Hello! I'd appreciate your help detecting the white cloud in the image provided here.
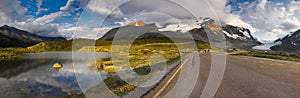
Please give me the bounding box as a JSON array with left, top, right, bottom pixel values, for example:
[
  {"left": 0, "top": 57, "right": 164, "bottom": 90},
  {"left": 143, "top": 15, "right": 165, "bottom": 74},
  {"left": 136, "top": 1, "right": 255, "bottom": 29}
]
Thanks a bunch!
[
  {"left": 288, "top": 0, "right": 300, "bottom": 12},
  {"left": 7, "top": 10, "right": 110, "bottom": 39},
  {"left": 257, "top": 0, "right": 268, "bottom": 9},
  {"left": 159, "top": 23, "right": 201, "bottom": 32},
  {"left": 86, "top": 0, "right": 128, "bottom": 16},
  {"left": 2, "top": 0, "right": 300, "bottom": 41},
  {"left": 60, "top": 0, "right": 90, "bottom": 11},
  {"left": 11, "top": 21, "right": 60, "bottom": 37},
  {"left": 59, "top": 26, "right": 111, "bottom": 39},
  {"left": 32, "top": 12, "right": 70, "bottom": 24},
  {"left": 60, "top": 0, "right": 76, "bottom": 11},
  {"left": 231, "top": 0, "right": 300, "bottom": 41},
  {"left": 11, "top": 21, "right": 111, "bottom": 39},
  {"left": 0, "top": 0, "right": 63, "bottom": 37},
  {"left": 35, "top": 0, "right": 48, "bottom": 15},
  {"left": 208, "top": 0, "right": 257, "bottom": 32},
  {"left": 0, "top": 0, "right": 110, "bottom": 39},
  {"left": 79, "top": 0, "right": 258, "bottom": 39},
  {"left": 169, "top": 0, "right": 256, "bottom": 32},
  {"left": 0, "top": 0, "right": 28, "bottom": 25},
  {"left": 7, "top": 11, "right": 65, "bottom": 26},
  {"left": 9, "top": 11, "right": 70, "bottom": 37}
]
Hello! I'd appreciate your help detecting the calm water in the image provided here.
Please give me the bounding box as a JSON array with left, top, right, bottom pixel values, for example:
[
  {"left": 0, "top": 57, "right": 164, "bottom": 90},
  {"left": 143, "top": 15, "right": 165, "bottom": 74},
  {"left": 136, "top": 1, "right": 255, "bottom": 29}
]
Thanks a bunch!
[{"left": 0, "top": 52, "right": 109, "bottom": 98}]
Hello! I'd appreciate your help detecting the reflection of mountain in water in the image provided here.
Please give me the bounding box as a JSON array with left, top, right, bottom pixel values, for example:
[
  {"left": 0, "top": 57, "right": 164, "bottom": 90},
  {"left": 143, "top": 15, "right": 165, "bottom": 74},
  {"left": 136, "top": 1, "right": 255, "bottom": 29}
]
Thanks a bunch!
[
  {"left": 0, "top": 59, "right": 49, "bottom": 78},
  {"left": 0, "top": 58, "right": 107, "bottom": 98}
]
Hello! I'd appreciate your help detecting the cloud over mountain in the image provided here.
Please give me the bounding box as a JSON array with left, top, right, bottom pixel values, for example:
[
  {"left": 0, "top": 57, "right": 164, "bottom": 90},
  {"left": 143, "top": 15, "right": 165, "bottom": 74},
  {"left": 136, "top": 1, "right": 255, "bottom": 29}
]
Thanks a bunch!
[
  {"left": 0, "top": 0, "right": 300, "bottom": 41},
  {"left": 229, "top": 0, "right": 300, "bottom": 42}
]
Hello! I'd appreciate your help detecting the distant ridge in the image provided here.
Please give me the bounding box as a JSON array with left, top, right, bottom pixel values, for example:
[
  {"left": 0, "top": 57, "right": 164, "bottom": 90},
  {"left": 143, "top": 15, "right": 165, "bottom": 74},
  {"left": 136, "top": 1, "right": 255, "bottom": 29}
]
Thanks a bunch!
[{"left": 0, "top": 25, "right": 66, "bottom": 48}]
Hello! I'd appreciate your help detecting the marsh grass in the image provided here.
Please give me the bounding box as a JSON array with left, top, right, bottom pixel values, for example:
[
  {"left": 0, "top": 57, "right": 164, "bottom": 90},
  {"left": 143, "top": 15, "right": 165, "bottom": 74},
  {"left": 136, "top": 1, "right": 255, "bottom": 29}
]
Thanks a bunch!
[{"left": 0, "top": 48, "right": 34, "bottom": 60}]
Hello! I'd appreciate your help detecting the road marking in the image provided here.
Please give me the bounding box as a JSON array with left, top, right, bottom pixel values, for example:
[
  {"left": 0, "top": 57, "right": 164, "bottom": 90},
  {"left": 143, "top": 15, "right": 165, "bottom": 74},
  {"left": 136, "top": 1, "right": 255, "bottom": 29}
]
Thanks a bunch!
[{"left": 152, "top": 53, "right": 194, "bottom": 98}]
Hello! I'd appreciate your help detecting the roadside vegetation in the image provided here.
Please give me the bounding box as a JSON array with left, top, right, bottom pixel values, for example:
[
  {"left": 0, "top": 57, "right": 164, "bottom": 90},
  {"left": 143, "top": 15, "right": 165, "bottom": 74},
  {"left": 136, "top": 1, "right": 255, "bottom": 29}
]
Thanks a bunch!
[{"left": 234, "top": 50, "right": 300, "bottom": 62}]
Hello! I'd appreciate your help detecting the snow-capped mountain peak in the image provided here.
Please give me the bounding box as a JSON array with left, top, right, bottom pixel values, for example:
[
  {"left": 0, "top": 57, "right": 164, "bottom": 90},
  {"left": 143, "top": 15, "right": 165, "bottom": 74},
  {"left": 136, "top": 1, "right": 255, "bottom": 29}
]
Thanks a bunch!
[{"left": 271, "top": 29, "right": 300, "bottom": 52}]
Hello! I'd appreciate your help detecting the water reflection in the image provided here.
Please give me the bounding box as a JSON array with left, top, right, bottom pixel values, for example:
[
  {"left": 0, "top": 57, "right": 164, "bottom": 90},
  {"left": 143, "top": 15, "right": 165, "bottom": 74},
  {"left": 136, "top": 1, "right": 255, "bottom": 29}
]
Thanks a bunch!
[{"left": 0, "top": 52, "right": 110, "bottom": 98}]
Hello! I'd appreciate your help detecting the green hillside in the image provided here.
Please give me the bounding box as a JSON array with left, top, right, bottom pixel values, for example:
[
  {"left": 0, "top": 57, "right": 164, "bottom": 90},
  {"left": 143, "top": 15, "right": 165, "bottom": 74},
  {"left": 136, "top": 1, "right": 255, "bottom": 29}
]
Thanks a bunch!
[{"left": 0, "top": 39, "right": 210, "bottom": 61}]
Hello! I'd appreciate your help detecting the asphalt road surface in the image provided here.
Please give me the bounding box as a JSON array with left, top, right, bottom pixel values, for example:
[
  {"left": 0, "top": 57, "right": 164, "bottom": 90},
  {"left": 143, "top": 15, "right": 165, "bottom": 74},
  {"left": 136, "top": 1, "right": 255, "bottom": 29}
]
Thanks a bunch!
[{"left": 146, "top": 53, "right": 300, "bottom": 98}]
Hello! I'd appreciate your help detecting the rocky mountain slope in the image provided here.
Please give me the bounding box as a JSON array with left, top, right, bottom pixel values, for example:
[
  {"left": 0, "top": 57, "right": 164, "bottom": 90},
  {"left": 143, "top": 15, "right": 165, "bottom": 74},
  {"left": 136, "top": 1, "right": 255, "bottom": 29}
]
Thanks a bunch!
[
  {"left": 270, "top": 29, "right": 300, "bottom": 52},
  {"left": 99, "top": 20, "right": 262, "bottom": 50},
  {"left": 0, "top": 25, "right": 66, "bottom": 48}
]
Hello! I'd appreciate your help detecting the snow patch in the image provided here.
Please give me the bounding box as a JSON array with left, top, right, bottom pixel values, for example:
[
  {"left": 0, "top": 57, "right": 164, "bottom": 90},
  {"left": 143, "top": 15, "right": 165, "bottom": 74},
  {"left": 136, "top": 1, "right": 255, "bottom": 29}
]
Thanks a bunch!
[
  {"left": 223, "top": 31, "right": 237, "bottom": 39},
  {"left": 292, "top": 42, "right": 298, "bottom": 46},
  {"left": 287, "top": 33, "right": 293, "bottom": 37},
  {"left": 159, "top": 23, "right": 201, "bottom": 32},
  {"left": 239, "top": 29, "right": 251, "bottom": 38},
  {"left": 223, "top": 30, "right": 247, "bottom": 40},
  {"left": 274, "top": 41, "right": 282, "bottom": 46}
]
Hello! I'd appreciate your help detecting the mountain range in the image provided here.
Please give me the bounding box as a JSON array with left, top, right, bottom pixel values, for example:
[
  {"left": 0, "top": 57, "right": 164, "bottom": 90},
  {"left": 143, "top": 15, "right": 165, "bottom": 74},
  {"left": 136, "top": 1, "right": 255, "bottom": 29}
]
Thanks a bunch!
[
  {"left": 270, "top": 29, "right": 300, "bottom": 52},
  {"left": 0, "top": 25, "right": 66, "bottom": 48},
  {"left": 1, "top": 19, "right": 299, "bottom": 52},
  {"left": 99, "top": 20, "right": 262, "bottom": 50}
]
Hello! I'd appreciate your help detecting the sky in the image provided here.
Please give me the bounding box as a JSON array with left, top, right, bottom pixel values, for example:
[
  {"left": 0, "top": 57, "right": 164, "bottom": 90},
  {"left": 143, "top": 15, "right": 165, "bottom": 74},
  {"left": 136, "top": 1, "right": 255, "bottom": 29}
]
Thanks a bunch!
[{"left": 0, "top": 0, "right": 300, "bottom": 41}]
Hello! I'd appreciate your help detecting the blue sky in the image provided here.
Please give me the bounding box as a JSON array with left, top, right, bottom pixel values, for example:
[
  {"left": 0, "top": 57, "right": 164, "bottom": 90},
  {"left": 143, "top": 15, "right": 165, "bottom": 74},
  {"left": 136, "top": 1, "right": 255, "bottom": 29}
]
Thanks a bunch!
[
  {"left": 0, "top": 0, "right": 300, "bottom": 41},
  {"left": 20, "top": 0, "right": 67, "bottom": 17},
  {"left": 19, "top": 0, "right": 81, "bottom": 24}
]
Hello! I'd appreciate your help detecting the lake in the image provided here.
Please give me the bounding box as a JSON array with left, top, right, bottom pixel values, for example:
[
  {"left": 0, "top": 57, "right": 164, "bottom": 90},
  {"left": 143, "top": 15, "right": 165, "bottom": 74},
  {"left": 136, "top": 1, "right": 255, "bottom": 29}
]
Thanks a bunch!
[{"left": 0, "top": 52, "right": 110, "bottom": 98}]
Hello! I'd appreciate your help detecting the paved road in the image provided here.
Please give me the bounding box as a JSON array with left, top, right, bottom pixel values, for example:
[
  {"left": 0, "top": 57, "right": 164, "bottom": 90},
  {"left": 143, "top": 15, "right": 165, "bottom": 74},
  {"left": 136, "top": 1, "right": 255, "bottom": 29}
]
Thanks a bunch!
[{"left": 146, "top": 53, "right": 300, "bottom": 98}]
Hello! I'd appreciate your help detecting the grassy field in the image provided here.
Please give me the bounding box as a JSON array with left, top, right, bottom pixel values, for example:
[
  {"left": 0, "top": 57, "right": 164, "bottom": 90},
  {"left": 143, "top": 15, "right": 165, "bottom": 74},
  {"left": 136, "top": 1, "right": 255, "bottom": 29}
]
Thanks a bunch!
[
  {"left": 0, "top": 39, "right": 209, "bottom": 59},
  {"left": 0, "top": 40, "right": 73, "bottom": 60},
  {"left": 77, "top": 40, "right": 209, "bottom": 97}
]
